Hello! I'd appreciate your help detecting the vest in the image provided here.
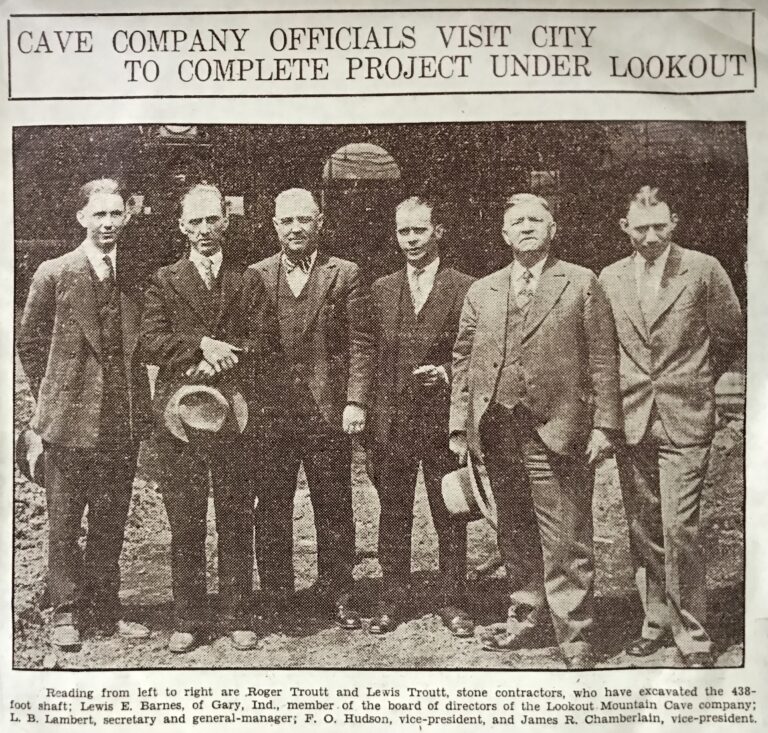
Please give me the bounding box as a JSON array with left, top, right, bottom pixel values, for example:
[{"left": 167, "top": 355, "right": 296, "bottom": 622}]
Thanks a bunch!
[
  {"left": 275, "top": 263, "right": 320, "bottom": 414},
  {"left": 389, "top": 278, "right": 435, "bottom": 444},
  {"left": 492, "top": 280, "right": 529, "bottom": 411},
  {"left": 90, "top": 265, "right": 131, "bottom": 447}
]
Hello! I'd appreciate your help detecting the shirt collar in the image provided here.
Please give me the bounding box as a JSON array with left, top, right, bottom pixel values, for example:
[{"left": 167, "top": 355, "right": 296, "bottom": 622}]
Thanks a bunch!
[
  {"left": 282, "top": 248, "right": 317, "bottom": 272},
  {"left": 511, "top": 255, "right": 547, "bottom": 282},
  {"left": 634, "top": 244, "right": 671, "bottom": 272},
  {"left": 80, "top": 239, "right": 116, "bottom": 275},
  {"left": 407, "top": 256, "right": 440, "bottom": 279},
  {"left": 189, "top": 247, "right": 223, "bottom": 273}
]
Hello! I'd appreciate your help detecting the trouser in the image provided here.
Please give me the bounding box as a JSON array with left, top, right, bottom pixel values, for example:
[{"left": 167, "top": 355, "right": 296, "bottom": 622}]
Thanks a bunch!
[
  {"left": 616, "top": 414, "right": 713, "bottom": 655},
  {"left": 479, "top": 404, "right": 595, "bottom": 657},
  {"left": 156, "top": 433, "right": 256, "bottom": 633},
  {"left": 43, "top": 441, "right": 138, "bottom": 628},
  {"left": 371, "top": 440, "right": 467, "bottom": 607},
  {"left": 255, "top": 415, "right": 354, "bottom": 598}
]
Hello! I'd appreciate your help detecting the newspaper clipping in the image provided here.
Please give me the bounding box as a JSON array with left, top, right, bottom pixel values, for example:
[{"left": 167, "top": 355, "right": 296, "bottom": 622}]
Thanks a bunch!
[{"left": 2, "top": 0, "right": 766, "bottom": 731}]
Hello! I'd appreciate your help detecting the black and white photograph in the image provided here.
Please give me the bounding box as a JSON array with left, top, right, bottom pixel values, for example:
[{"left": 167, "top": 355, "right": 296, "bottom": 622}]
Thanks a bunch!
[{"left": 12, "top": 120, "right": 746, "bottom": 671}]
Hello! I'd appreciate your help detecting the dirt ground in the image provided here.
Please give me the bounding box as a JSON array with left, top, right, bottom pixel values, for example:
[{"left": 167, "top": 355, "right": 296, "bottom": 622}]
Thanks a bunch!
[{"left": 13, "top": 362, "right": 745, "bottom": 670}]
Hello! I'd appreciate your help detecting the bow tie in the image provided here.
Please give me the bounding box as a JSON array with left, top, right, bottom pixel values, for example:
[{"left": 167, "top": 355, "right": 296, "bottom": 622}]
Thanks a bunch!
[{"left": 284, "top": 255, "right": 313, "bottom": 274}]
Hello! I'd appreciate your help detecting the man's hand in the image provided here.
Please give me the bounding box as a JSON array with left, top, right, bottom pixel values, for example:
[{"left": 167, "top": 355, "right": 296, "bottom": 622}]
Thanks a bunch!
[
  {"left": 449, "top": 432, "right": 469, "bottom": 466},
  {"left": 342, "top": 403, "right": 366, "bottom": 435},
  {"left": 185, "top": 359, "right": 217, "bottom": 380},
  {"left": 585, "top": 428, "right": 613, "bottom": 464},
  {"left": 200, "top": 336, "right": 242, "bottom": 373},
  {"left": 413, "top": 364, "right": 448, "bottom": 388}
]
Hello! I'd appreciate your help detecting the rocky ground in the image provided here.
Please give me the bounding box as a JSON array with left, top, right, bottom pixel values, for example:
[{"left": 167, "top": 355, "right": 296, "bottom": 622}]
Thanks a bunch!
[{"left": 13, "top": 362, "right": 745, "bottom": 670}]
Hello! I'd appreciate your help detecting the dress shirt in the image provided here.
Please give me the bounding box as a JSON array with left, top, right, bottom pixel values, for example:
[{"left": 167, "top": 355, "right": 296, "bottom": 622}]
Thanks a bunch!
[
  {"left": 282, "top": 249, "right": 318, "bottom": 297},
  {"left": 189, "top": 248, "right": 223, "bottom": 284},
  {"left": 633, "top": 244, "right": 671, "bottom": 298},
  {"left": 511, "top": 256, "right": 547, "bottom": 302},
  {"left": 81, "top": 239, "right": 117, "bottom": 281},
  {"left": 407, "top": 256, "right": 440, "bottom": 315}
]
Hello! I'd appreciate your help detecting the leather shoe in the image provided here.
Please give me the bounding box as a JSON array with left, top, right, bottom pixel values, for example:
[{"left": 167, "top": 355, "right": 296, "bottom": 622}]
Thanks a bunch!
[
  {"left": 626, "top": 636, "right": 668, "bottom": 657},
  {"left": 228, "top": 630, "right": 259, "bottom": 651},
  {"left": 565, "top": 649, "right": 596, "bottom": 670},
  {"left": 168, "top": 631, "right": 199, "bottom": 654},
  {"left": 117, "top": 620, "right": 151, "bottom": 639},
  {"left": 438, "top": 606, "right": 475, "bottom": 638},
  {"left": 683, "top": 651, "right": 715, "bottom": 668},
  {"left": 369, "top": 606, "right": 398, "bottom": 635},
  {"left": 51, "top": 624, "right": 81, "bottom": 651},
  {"left": 333, "top": 594, "right": 362, "bottom": 631}
]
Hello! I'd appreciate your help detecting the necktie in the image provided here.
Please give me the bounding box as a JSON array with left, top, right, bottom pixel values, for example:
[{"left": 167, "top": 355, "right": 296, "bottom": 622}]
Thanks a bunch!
[
  {"left": 411, "top": 267, "right": 426, "bottom": 313},
  {"left": 200, "top": 256, "right": 214, "bottom": 290},
  {"left": 639, "top": 258, "right": 656, "bottom": 323},
  {"left": 285, "top": 255, "right": 313, "bottom": 274},
  {"left": 102, "top": 254, "right": 115, "bottom": 284},
  {"left": 517, "top": 269, "right": 534, "bottom": 310}
]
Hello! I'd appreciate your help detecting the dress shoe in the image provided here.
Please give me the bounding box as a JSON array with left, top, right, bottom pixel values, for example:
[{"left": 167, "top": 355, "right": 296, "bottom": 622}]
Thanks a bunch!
[
  {"left": 51, "top": 624, "right": 81, "bottom": 651},
  {"left": 168, "top": 631, "right": 200, "bottom": 654},
  {"left": 683, "top": 651, "right": 715, "bottom": 668},
  {"left": 438, "top": 606, "right": 475, "bottom": 638},
  {"left": 228, "top": 630, "right": 259, "bottom": 651},
  {"left": 369, "top": 605, "right": 399, "bottom": 635},
  {"left": 625, "top": 636, "right": 668, "bottom": 657},
  {"left": 333, "top": 594, "right": 362, "bottom": 631},
  {"left": 564, "top": 648, "right": 596, "bottom": 670}
]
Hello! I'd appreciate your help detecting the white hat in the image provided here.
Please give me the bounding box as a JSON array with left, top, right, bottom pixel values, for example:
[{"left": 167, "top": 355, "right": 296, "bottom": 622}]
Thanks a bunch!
[{"left": 441, "top": 453, "right": 497, "bottom": 529}]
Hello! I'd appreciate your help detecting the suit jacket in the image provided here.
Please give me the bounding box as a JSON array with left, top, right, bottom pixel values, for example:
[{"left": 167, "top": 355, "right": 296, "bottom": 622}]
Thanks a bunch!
[
  {"left": 17, "top": 244, "right": 152, "bottom": 449},
  {"left": 140, "top": 255, "right": 278, "bottom": 434},
  {"left": 450, "top": 256, "right": 622, "bottom": 459},
  {"left": 599, "top": 243, "right": 743, "bottom": 446},
  {"left": 370, "top": 264, "right": 474, "bottom": 448},
  {"left": 250, "top": 251, "right": 375, "bottom": 429}
]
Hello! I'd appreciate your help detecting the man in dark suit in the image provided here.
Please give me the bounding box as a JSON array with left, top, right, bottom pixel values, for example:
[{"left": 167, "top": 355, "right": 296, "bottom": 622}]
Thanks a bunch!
[
  {"left": 450, "top": 193, "right": 621, "bottom": 668},
  {"left": 17, "top": 178, "right": 152, "bottom": 651},
  {"left": 600, "top": 186, "right": 744, "bottom": 667},
  {"left": 252, "top": 188, "right": 374, "bottom": 629},
  {"left": 368, "top": 197, "right": 475, "bottom": 635},
  {"left": 141, "top": 183, "right": 275, "bottom": 653}
]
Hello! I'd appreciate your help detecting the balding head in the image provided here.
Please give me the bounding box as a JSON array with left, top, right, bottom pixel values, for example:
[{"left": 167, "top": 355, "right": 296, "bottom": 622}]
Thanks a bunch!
[{"left": 273, "top": 188, "right": 324, "bottom": 260}]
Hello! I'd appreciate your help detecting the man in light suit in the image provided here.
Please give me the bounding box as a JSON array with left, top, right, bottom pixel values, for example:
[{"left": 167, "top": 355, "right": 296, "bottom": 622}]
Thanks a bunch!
[
  {"left": 141, "top": 183, "right": 276, "bottom": 653},
  {"left": 368, "top": 197, "right": 475, "bottom": 635},
  {"left": 252, "top": 188, "right": 375, "bottom": 629},
  {"left": 600, "top": 186, "right": 743, "bottom": 667},
  {"left": 17, "top": 178, "right": 152, "bottom": 651},
  {"left": 450, "top": 193, "right": 621, "bottom": 668}
]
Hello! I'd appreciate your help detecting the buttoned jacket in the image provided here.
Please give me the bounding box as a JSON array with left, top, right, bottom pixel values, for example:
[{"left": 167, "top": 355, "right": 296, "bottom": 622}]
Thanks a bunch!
[
  {"left": 370, "top": 264, "right": 474, "bottom": 448},
  {"left": 17, "top": 245, "right": 151, "bottom": 448},
  {"left": 599, "top": 243, "right": 743, "bottom": 446}
]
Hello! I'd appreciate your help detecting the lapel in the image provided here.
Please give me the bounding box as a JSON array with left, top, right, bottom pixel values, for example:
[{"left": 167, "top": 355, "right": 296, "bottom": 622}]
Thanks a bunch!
[
  {"left": 257, "top": 253, "right": 281, "bottom": 300},
  {"left": 481, "top": 267, "right": 512, "bottom": 356},
  {"left": 68, "top": 248, "right": 102, "bottom": 358},
  {"left": 216, "top": 261, "right": 243, "bottom": 328},
  {"left": 647, "top": 244, "right": 688, "bottom": 330},
  {"left": 168, "top": 257, "right": 216, "bottom": 329},
  {"left": 302, "top": 252, "right": 339, "bottom": 335},
  {"left": 412, "top": 266, "right": 459, "bottom": 364},
  {"left": 380, "top": 270, "right": 405, "bottom": 345},
  {"left": 120, "top": 289, "right": 141, "bottom": 359},
  {"left": 617, "top": 256, "right": 649, "bottom": 343},
  {"left": 523, "top": 257, "right": 569, "bottom": 340}
]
